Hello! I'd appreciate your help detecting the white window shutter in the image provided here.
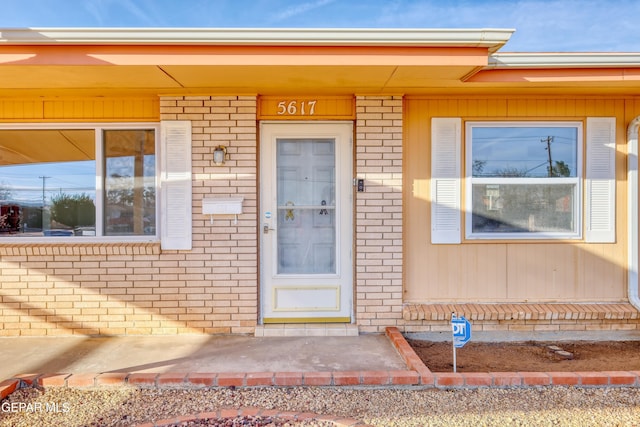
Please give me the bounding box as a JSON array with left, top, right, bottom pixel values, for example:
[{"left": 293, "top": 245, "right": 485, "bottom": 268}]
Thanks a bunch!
[
  {"left": 585, "top": 117, "right": 616, "bottom": 243},
  {"left": 431, "top": 118, "right": 462, "bottom": 244},
  {"left": 160, "top": 120, "right": 192, "bottom": 250}
]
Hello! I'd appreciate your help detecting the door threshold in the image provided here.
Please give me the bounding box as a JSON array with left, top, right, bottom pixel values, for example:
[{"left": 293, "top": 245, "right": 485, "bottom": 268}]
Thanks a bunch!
[{"left": 255, "top": 323, "right": 359, "bottom": 337}]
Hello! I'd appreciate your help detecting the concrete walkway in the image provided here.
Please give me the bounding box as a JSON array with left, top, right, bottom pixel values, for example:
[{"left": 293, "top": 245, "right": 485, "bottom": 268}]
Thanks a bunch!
[
  {"left": 1, "top": 327, "right": 640, "bottom": 398},
  {"left": 0, "top": 334, "right": 406, "bottom": 380}
]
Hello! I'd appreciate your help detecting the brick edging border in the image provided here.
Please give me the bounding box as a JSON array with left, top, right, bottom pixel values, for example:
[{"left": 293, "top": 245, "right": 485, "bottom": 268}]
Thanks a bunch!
[
  {"left": 385, "top": 326, "right": 640, "bottom": 388},
  {"left": 7, "top": 369, "right": 420, "bottom": 390},
  {"left": 133, "top": 407, "right": 372, "bottom": 427}
]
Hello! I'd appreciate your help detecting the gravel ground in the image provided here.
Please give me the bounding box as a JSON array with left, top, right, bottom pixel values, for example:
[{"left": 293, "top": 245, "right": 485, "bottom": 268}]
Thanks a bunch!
[{"left": 1, "top": 386, "right": 640, "bottom": 427}]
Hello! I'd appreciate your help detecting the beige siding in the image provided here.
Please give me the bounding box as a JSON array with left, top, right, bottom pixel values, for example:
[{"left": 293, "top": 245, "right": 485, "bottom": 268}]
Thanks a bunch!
[
  {"left": 404, "top": 96, "right": 632, "bottom": 303},
  {"left": 0, "top": 98, "right": 159, "bottom": 121}
]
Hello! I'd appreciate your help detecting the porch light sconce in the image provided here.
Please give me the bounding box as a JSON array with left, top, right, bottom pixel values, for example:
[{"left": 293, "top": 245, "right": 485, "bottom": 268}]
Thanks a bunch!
[{"left": 213, "top": 145, "right": 227, "bottom": 166}]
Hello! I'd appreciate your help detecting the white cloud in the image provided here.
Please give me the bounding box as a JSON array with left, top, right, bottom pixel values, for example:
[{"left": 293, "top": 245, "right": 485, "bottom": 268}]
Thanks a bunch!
[{"left": 270, "top": 0, "right": 337, "bottom": 22}]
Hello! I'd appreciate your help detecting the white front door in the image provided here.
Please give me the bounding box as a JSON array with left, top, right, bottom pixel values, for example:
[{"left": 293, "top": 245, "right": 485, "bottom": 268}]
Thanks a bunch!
[{"left": 260, "top": 122, "right": 353, "bottom": 323}]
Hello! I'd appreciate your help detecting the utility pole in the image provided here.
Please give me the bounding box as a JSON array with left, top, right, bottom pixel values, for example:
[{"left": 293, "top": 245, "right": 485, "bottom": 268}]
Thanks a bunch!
[
  {"left": 39, "top": 176, "right": 50, "bottom": 207},
  {"left": 541, "top": 136, "right": 554, "bottom": 177}
]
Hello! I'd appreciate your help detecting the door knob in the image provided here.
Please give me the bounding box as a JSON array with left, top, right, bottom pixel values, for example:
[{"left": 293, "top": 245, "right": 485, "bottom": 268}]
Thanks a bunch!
[{"left": 263, "top": 224, "right": 275, "bottom": 234}]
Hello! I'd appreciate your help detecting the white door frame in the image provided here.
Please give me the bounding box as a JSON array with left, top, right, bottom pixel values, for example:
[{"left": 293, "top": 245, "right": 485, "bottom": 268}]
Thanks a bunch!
[{"left": 260, "top": 121, "right": 353, "bottom": 323}]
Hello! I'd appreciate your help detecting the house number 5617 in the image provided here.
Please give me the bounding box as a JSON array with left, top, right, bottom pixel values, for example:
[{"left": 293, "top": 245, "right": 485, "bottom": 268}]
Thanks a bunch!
[{"left": 277, "top": 100, "right": 317, "bottom": 116}]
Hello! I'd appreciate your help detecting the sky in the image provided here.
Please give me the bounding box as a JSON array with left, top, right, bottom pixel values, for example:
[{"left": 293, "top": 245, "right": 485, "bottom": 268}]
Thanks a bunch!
[{"left": 0, "top": 0, "right": 638, "bottom": 52}]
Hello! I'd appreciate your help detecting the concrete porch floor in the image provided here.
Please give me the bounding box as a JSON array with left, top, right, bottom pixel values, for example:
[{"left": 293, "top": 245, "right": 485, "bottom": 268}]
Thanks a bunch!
[{"left": 0, "top": 334, "right": 407, "bottom": 380}]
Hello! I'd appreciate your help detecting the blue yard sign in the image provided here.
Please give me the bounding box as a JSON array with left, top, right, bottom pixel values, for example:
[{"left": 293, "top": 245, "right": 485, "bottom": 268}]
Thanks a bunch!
[
  {"left": 451, "top": 314, "right": 472, "bottom": 373},
  {"left": 452, "top": 315, "right": 472, "bottom": 348}
]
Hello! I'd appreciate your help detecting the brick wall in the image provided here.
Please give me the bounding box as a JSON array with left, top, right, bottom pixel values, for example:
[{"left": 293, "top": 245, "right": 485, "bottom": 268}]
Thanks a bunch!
[
  {"left": 354, "top": 96, "right": 404, "bottom": 333},
  {"left": 0, "top": 96, "right": 258, "bottom": 336}
]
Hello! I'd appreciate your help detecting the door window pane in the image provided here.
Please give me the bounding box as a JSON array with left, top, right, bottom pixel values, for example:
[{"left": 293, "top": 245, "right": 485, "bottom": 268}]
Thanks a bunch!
[{"left": 276, "top": 138, "right": 336, "bottom": 274}]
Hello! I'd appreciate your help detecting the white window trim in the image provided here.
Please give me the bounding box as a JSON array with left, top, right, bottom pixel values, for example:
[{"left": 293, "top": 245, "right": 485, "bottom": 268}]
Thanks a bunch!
[
  {"left": 0, "top": 122, "right": 161, "bottom": 244},
  {"left": 465, "top": 121, "right": 584, "bottom": 240}
]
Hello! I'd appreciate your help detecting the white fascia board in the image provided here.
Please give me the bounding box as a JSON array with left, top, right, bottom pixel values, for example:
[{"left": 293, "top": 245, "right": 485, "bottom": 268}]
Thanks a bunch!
[
  {"left": 489, "top": 52, "right": 640, "bottom": 68},
  {"left": 0, "top": 27, "right": 514, "bottom": 51}
]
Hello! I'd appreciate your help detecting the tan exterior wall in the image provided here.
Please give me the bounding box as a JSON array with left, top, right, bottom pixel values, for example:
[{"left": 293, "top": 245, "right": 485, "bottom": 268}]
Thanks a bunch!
[
  {"left": 403, "top": 96, "right": 635, "bottom": 303},
  {"left": 355, "top": 96, "right": 404, "bottom": 332},
  {"left": 2, "top": 94, "right": 639, "bottom": 336},
  {"left": 0, "top": 95, "right": 258, "bottom": 336},
  {"left": 0, "top": 98, "right": 159, "bottom": 122}
]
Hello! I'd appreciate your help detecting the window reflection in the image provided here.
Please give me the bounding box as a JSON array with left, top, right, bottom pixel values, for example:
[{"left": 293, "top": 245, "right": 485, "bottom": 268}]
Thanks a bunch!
[
  {"left": 104, "top": 130, "right": 156, "bottom": 236},
  {"left": 0, "top": 129, "right": 96, "bottom": 236},
  {"left": 472, "top": 126, "right": 578, "bottom": 178}
]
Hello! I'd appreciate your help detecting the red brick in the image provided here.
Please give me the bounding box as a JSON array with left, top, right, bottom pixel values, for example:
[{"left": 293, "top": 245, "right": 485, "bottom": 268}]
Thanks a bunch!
[
  {"left": 435, "top": 373, "right": 464, "bottom": 387},
  {"left": 491, "top": 372, "right": 522, "bottom": 387},
  {"left": 150, "top": 418, "right": 177, "bottom": 426},
  {"left": 172, "top": 415, "right": 197, "bottom": 424},
  {"left": 548, "top": 372, "right": 580, "bottom": 386},
  {"left": 95, "top": 373, "right": 128, "bottom": 386},
  {"left": 37, "top": 373, "right": 70, "bottom": 387},
  {"left": 67, "top": 373, "right": 97, "bottom": 387},
  {"left": 157, "top": 373, "right": 187, "bottom": 386},
  {"left": 390, "top": 370, "right": 420, "bottom": 385},
  {"left": 405, "top": 354, "right": 427, "bottom": 371},
  {"left": 220, "top": 408, "right": 240, "bottom": 418},
  {"left": 187, "top": 373, "right": 216, "bottom": 387},
  {"left": 463, "top": 373, "right": 492, "bottom": 387},
  {"left": 276, "top": 411, "right": 299, "bottom": 420},
  {"left": 197, "top": 411, "right": 220, "bottom": 419},
  {"left": 217, "top": 373, "right": 245, "bottom": 387},
  {"left": 294, "top": 412, "right": 318, "bottom": 421},
  {"left": 576, "top": 372, "right": 610, "bottom": 386},
  {"left": 127, "top": 373, "right": 158, "bottom": 386},
  {"left": 245, "top": 372, "right": 273, "bottom": 387},
  {"left": 603, "top": 371, "right": 638, "bottom": 386},
  {"left": 239, "top": 407, "right": 261, "bottom": 416},
  {"left": 417, "top": 369, "right": 435, "bottom": 386},
  {"left": 0, "top": 380, "right": 19, "bottom": 400},
  {"left": 395, "top": 342, "right": 415, "bottom": 357},
  {"left": 333, "top": 371, "right": 361, "bottom": 386},
  {"left": 519, "top": 372, "right": 550, "bottom": 386},
  {"left": 361, "top": 370, "right": 390, "bottom": 385},
  {"left": 274, "top": 372, "right": 303, "bottom": 386},
  {"left": 303, "top": 371, "right": 332, "bottom": 386}
]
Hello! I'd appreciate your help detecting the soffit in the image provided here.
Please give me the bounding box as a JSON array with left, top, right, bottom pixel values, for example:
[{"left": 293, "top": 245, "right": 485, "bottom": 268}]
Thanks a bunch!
[{"left": 0, "top": 44, "right": 491, "bottom": 96}]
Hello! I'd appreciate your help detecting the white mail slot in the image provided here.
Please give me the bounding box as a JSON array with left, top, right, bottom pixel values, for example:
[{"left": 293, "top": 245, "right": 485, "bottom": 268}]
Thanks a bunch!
[{"left": 202, "top": 197, "right": 244, "bottom": 215}]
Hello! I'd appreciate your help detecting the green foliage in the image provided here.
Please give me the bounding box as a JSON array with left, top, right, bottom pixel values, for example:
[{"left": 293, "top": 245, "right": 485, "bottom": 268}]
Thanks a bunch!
[
  {"left": 549, "top": 160, "right": 571, "bottom": 177},
  {"left": 50, "top": 193, "right": 95, "bottom": 228}
]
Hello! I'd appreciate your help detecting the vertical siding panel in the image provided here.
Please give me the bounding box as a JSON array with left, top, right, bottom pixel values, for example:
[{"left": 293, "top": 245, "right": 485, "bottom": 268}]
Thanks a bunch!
[
  {"left": 404, "top": 98, "right": 430, "bottom": 301},
  {"left": 20, "top": 98, "right": 159, "bottom": 121}
]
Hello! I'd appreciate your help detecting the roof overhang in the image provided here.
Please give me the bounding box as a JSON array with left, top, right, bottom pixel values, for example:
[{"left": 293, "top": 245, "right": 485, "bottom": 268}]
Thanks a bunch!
[
  {"left": 0, "top": 28, "right": 639, "bottom": 96},
  {"left": 464, "top": 53, "right": 640, "bottom": 94},
  {"left": 0, "top": 27, "right": 515, "bottom": 97}
]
